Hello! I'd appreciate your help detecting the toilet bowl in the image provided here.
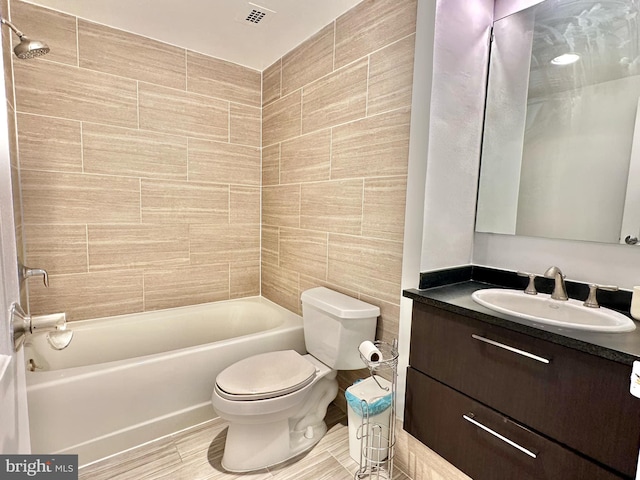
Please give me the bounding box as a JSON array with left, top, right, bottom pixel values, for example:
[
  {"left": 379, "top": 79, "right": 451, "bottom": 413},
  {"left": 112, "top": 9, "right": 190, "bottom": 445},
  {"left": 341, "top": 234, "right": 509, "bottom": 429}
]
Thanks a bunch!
[
  {"left": 212, "top": 352, "right": 337, "bottom": 471},
  {"left": 211, "top": 287, "right": 379, "bottom": 472}
]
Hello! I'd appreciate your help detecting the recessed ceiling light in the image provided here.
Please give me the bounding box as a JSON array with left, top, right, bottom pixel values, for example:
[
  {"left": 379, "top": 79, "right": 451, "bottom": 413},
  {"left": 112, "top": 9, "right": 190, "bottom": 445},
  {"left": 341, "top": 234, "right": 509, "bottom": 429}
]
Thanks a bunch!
[{"left": 550, "top": 53, "right": 580, "bottom": 66}]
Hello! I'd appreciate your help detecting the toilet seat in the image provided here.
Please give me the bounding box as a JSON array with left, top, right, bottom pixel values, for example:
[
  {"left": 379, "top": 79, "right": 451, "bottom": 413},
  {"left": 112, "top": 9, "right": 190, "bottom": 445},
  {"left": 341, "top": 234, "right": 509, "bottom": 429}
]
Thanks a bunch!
[{"left": 216, "top": 350, "right": 317, "bottom": 401}]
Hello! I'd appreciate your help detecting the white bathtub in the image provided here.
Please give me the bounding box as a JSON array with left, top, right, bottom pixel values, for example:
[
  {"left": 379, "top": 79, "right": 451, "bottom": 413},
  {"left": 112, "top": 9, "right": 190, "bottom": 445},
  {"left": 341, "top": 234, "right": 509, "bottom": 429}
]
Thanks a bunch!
[{"left": 23, "top": 296, "right": 305, "bottom": 467}]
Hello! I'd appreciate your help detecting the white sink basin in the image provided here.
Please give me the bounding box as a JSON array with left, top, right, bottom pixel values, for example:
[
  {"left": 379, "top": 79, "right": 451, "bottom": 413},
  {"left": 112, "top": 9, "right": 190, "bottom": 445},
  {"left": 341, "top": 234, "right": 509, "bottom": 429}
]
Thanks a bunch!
[{"left": 471, "top": 289, "right": 636, "bottom": 333}]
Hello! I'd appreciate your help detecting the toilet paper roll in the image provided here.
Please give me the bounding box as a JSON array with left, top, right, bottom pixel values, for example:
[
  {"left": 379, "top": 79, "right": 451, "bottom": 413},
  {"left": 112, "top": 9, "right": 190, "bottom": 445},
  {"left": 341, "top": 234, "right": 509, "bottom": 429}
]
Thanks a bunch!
[
  {"left": 359, "top": 340, "right": 382, "bottom": 362},
  {"left": 631, "top": 286, "right": 640, "bottom": 321}
]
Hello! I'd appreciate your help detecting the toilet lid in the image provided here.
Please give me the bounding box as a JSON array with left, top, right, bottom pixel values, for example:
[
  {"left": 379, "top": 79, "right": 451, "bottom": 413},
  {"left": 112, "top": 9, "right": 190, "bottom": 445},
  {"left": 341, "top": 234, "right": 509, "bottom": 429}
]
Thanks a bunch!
[{"left": 216, "top": 350, "right": 317, "bottom": 401}]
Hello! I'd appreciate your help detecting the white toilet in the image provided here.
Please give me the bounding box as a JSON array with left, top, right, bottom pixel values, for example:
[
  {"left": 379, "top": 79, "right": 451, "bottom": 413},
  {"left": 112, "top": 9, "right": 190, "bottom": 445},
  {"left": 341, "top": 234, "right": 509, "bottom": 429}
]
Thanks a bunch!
[{"left": 211, "top": 287, "right": 380, "bottom": 472}]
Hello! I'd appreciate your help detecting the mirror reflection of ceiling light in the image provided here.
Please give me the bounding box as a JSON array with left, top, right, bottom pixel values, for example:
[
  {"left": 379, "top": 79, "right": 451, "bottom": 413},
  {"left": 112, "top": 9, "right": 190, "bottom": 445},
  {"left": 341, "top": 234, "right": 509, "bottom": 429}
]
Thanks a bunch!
[{"left": 550, "top": 53, "right": 580, "bottom": 65}]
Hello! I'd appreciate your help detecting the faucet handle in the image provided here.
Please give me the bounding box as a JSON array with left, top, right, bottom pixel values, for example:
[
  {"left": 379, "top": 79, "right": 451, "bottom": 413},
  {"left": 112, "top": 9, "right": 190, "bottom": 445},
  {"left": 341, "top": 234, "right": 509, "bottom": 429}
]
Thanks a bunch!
[
  {"left": 584, "top": 283, "right": 618, "bottom": 308},
  {"left": 516, "top": 271, "right": 538, "bottom": 295},
  {"left": 19, "top": 264, "right": 49, "bottom": 287}
]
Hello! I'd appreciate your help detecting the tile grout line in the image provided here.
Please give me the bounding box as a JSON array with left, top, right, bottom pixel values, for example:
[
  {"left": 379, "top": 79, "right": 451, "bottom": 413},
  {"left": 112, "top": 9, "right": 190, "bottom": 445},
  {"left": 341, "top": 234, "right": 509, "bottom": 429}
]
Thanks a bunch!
[
  {"left": 136, "top": 81, "right": 140, "bottom": 129},
  {"left": 85, "top": 225, "right": 89, "bottom": 275},
  {"left": 332, "top": 20, "right": 337, "bottom": 72},
  {"left": 79, "top": 121, "right": 84, "bottom": 172},
  {"left": 75, "top": 16, "right": 79, "bottom": 68},
  {"left": 365, "top": 55, "right": 370, "bottom": 118}
]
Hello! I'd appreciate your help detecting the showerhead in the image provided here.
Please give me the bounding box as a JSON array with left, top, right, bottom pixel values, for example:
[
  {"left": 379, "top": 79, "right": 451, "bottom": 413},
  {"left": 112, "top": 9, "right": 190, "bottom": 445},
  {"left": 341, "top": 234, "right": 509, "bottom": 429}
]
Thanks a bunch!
[
  {"left": 13, "top": 35, "right": 50, "bottom": 59},
  {"left": 0, "top": 17, "right": 49, "bottom": 59}
]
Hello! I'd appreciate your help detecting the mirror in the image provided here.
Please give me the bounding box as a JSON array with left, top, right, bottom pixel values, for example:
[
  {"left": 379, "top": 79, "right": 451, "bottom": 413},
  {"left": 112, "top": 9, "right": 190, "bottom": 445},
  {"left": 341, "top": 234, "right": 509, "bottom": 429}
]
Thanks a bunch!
[{"left": 476, "top": 0, "right": 640, "bottom": 244}]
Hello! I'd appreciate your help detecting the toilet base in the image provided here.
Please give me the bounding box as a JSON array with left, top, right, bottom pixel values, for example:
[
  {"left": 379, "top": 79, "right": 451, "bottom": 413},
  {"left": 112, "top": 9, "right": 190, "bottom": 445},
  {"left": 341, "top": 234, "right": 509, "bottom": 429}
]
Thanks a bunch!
[
  {"left": 214, "top": 357, "right": 339, "bottom": 472},
  {"left": 221, "top": 419, "right": 328, "bottom": 472}
]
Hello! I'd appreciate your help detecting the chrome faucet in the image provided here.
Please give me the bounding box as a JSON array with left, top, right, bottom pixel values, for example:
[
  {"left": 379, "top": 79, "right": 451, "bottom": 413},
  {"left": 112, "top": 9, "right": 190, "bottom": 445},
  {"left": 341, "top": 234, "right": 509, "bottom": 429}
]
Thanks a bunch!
[
  {"left": 544, "top": 266, "right": 568, "bottom": 301},
  {"left": 19, "top": 263, "right": 49, "bottom": 287}
]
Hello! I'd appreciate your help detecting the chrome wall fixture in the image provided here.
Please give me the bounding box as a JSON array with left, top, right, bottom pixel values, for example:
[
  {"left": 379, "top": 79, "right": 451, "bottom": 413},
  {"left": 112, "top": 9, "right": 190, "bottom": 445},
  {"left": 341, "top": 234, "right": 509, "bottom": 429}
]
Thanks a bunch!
[
  {"left": 19, "top": 263, "right": 49, "bottom": 287},
  {"left": 11, "top": 303, "right": 73, "bottom": 351},
  {"left": 0, "top": 16, "right": 49, "bottom": 59},
  {"left": 13, "top": 264, "right": 71, "bottom": 351}
]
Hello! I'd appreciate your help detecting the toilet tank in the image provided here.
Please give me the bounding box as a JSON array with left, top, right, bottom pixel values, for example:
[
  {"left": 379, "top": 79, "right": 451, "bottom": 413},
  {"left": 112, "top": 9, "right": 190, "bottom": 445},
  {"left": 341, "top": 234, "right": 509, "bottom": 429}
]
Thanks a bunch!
[{"left": 300, "top": 287, "right": 379, "bottom": 370}]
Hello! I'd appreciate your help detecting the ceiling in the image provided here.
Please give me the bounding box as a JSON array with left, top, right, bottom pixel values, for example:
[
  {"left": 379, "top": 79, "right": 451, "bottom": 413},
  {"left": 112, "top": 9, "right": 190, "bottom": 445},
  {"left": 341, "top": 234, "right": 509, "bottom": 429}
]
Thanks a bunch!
[
  {"left": 24, "top": 0, "right": 364, "bottom": 71},
  {"left": 528, "top": 0, "right": 640, "bottom": 97}
]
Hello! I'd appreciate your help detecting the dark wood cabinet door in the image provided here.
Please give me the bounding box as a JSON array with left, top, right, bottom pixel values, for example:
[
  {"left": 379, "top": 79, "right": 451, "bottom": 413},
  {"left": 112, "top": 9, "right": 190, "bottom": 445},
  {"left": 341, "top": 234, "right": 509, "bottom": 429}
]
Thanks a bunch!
[
  {"left": 405, "top": 368, "right": 626, "bottom": 480},
  {"left": 409, "top": 303, "right": 640, "bottom": 477}
]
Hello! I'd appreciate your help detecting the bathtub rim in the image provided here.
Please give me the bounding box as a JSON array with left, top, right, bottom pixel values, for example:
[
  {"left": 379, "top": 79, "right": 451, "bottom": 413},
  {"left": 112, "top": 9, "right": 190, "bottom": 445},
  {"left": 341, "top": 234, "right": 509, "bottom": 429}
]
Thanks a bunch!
[
  {"left": 38, "top": 294, "right": 298, "bottom": 331},
  {"left": 25, "top": 295, "right": 303, "bottom": 385}
]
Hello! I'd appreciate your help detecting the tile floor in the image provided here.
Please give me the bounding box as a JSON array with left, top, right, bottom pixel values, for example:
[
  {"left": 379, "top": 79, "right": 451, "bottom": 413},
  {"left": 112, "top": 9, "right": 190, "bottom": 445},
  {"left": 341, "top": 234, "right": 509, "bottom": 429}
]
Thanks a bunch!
[{"left": 78, "top": 405, "right": 411, "bottom": 480}]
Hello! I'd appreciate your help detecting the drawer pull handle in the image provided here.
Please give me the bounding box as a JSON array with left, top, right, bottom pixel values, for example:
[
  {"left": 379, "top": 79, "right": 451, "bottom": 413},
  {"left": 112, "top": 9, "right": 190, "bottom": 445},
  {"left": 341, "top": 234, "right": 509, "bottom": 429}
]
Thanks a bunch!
[
  {"left": 471, "top": 334, "right": 550, "bottom": 364},
  {"left": 463, "top": 414, "right": 538, "bottom": 459}
]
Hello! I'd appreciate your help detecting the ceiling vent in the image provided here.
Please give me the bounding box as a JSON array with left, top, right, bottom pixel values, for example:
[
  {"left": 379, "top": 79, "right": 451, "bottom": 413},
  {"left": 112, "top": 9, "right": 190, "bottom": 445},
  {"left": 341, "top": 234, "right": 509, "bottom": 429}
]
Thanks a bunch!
[
  {"left": 234, "top": 2, "right": 275, "bottom": 28},
  {"left": 246, "top": 9, "right": 267, "bottom": 24}
]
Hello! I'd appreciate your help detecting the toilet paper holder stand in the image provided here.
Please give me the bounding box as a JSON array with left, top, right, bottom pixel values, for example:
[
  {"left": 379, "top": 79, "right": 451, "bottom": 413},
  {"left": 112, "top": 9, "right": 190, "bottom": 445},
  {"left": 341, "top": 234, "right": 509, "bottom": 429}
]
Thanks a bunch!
[{"left": 355, "top": 339, "right": 398, "bottom": 480}]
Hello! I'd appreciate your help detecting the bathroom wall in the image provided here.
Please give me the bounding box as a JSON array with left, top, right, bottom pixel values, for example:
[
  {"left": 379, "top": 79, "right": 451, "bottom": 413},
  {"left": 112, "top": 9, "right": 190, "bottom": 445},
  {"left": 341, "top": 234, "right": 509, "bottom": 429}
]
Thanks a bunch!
[
  {"left": 8, "top": 0, "right": 262, "bottom": 321},
  {"left": 418, "top": 0, "right": 491, "bottom": 273},
  {"left": 259, "top": 0, "right": 417, "bottom": 407},
  {"left": 2, "top": 0, "right": 26, "bottom": 309},
  {"left": 260, "top": 0, "right": 417, "bottom": 348},
  {"left": 11, "top": 0, "right": 420, "bottom": 329},
  {"left": 474, "top": 233, "right": 640, "bottom": 288},
  {"left": 396, "top": 0, "right": 492, "bottom": 479},
  {"left": 494, "top": 0, "right": 544, "bottom": 20}
]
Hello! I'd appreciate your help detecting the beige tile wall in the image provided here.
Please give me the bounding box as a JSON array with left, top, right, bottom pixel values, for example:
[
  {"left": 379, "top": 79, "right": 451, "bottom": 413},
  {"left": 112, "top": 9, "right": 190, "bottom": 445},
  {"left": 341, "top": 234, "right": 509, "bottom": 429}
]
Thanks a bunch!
[
  {"left": 261, "top": 0, "right": 417, "bottom": 346},
  {"left": 9, "top": 0, "right": 262, "bottom": 320},
  {"left": 260, "top": 0, "right": 418, "bottom": 408}
]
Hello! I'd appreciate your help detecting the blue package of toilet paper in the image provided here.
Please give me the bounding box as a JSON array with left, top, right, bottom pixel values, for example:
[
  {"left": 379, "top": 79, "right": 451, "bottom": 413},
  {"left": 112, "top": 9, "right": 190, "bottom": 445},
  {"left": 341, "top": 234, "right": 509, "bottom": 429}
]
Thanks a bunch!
[{"left": 345, "top": 378, "right": 392, "bottom": 417}]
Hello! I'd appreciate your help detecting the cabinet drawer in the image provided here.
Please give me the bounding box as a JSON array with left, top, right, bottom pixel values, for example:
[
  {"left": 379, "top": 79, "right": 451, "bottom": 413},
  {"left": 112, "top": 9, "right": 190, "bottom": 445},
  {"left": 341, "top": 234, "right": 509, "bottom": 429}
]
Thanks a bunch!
[
  {"left": 409, "top": 303, "right": 640, "bottom": 477},
  {"left": 405, "top": 368, "right": 625, "bottom": 480}
]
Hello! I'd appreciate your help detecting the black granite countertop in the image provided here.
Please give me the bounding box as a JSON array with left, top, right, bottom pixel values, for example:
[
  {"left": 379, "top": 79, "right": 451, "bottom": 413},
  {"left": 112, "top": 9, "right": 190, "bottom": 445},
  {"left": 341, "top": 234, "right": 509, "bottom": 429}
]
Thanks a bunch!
[{"left": 404, "top": 268, "right": 640, "bottom": 366}]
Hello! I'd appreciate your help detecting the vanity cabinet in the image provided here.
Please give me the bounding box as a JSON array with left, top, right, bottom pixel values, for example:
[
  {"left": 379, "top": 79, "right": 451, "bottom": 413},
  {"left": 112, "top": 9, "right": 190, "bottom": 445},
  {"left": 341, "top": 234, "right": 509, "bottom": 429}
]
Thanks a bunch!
[{"left": 404, "top": 302, "right": 640, "bottom": 479}]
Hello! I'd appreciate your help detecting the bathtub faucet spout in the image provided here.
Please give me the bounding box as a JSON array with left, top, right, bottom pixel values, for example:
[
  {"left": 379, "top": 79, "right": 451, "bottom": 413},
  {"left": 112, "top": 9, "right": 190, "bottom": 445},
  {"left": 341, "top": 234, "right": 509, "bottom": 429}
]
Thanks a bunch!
[
  {"left": 30, "top": 312, "right": 66, "bottom": 332},
  {"left": 31, "top": 312, "right": 73, "bottom": 349},
  {"left": 11, "top": 303, "right": 72, "bottom": 351}
]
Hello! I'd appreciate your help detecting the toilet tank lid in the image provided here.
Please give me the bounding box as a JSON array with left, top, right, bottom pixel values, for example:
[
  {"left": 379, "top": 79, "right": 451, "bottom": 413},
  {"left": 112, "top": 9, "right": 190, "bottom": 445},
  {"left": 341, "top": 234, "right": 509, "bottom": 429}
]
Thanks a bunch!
[{"left": 301, "top": 287, "right": 380, "bottom": 319}]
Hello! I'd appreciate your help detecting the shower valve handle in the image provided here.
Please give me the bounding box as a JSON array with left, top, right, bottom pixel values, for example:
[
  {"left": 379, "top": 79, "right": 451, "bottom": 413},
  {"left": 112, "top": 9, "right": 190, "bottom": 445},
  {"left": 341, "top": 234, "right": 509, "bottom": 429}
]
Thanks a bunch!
[{"left": 19, "top": 264, "right": 49, "bottom": 287}]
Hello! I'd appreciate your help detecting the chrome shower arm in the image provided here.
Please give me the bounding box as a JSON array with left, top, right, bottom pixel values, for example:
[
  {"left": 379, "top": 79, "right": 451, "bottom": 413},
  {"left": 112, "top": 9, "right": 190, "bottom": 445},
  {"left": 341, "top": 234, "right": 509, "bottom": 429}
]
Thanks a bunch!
[{"left": 1, "top": 17, "right": 24, "bottom": 38}]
